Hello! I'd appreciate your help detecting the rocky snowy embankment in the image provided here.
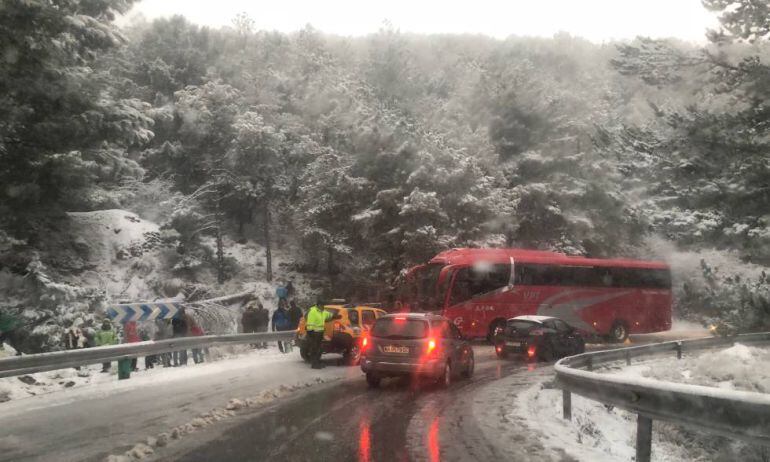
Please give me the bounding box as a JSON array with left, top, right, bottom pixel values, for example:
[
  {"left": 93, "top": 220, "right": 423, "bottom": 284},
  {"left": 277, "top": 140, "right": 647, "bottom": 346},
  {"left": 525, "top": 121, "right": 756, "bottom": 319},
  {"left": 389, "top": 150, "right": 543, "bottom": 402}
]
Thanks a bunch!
[
  {"left": 510, "top": 343, "right": 770, "bottom": 461},
  {"left": 0, "top": 209, "right": 319, "bottom": 353}
]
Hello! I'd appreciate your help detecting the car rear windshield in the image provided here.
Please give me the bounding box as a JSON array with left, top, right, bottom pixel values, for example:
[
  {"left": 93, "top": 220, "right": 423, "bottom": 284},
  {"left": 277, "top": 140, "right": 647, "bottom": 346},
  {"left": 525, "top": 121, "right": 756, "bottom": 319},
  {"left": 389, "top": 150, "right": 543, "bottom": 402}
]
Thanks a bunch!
[
  {"left": 506, "top": 320, "right": 539, "bottom": 332},
  {"left": 371, "top": 318, "right": 428, "bottom": 339}
]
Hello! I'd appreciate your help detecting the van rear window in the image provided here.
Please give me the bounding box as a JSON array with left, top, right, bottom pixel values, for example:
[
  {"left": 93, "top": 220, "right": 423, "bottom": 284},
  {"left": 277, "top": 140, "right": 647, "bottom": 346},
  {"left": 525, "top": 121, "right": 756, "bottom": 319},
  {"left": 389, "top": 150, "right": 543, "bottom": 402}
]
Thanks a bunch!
[{"left": 371, "top": 318, "right": 428, "bottom": 339}]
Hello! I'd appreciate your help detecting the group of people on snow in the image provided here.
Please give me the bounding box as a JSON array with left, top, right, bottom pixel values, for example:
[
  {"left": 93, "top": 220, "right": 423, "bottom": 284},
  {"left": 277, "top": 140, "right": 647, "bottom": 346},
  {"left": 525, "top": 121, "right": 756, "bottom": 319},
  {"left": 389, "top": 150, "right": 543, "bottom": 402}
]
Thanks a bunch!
[
  {"left": 63, "top": 307, "right": 207, "bottom": 374},
  {"left": 241, "top": 280, "right": 303, "bottom": 353}
]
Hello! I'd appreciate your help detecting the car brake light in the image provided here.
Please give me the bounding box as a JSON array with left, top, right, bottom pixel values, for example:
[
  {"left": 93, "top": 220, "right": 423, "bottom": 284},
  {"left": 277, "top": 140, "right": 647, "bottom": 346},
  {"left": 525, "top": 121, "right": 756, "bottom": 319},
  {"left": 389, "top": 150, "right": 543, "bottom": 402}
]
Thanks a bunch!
[
  {"left": 527, "top": 344, "right": 537, "bottom": 358},
  {"left": 362, "top": 336, "right": 368, "bottom": 350},
  {"left": 427, "top": 338, "right": 437, "bottom": 354},
  {"left": 395, "top": 317, "right": 406, "bottom": 322},
  {"left": 530, "top": 329, "right": 544, "bottom": 336}
]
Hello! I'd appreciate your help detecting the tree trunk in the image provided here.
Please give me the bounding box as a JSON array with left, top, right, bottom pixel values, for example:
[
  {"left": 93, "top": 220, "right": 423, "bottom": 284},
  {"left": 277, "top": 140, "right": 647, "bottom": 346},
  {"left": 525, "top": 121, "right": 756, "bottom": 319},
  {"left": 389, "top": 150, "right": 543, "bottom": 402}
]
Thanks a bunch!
[
  {"left": 327, "top": 244, "right": 334, "bottom": 293},
  {"left": 215, "top": 227, "right": 225, "bottom": 284},
  {"left": 263, "top": 203, "right": 273, "bottom": 282},
  {"left": 216, "top": 199, "right": 225, "bottom": 284}
]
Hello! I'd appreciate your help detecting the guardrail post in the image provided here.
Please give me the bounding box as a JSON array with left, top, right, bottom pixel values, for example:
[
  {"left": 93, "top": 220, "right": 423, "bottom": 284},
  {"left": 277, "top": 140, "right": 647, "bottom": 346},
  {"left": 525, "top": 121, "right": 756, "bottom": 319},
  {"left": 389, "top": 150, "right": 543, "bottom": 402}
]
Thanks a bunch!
[
  {"left": 676, "top": 341, "right": 682, "bottom": 360},
  {"left": 562, "top": 390, "right": 572, "bottom": 421},
  {"left": 586, "top": 356, "right": 593, "bottom": 371},
  {"left": 636, "top": 415, "right": 652, "bottom": 462},
  {"left": 625, "top": 350, "right": 631, "bottom": 366}
]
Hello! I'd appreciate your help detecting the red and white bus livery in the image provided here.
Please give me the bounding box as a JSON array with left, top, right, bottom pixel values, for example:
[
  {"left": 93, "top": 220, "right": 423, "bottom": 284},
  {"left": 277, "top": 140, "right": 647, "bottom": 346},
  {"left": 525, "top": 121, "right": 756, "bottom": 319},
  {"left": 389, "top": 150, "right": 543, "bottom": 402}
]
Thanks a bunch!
[{"left": 397, "top": 248, "right": 672, "bottom": 342}]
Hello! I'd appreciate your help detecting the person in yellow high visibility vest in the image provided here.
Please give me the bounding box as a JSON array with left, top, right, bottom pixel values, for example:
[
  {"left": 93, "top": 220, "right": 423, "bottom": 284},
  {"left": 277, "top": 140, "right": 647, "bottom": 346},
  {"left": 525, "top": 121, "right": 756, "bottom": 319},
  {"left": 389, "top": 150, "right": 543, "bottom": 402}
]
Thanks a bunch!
[{"left": 305, "top": 300, "right": 336, "bottom": 369}]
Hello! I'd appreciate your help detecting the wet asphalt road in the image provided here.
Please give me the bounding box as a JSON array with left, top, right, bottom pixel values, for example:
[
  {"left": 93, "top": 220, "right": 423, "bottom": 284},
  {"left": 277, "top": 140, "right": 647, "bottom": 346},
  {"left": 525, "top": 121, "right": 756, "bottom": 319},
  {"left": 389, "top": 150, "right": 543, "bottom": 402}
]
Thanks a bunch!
[
  {"left": 168, "top": 330, "right": 706, "bottom": 462},
  {"left": 169, "top": 347, "right": 546, "bottom": 462}
]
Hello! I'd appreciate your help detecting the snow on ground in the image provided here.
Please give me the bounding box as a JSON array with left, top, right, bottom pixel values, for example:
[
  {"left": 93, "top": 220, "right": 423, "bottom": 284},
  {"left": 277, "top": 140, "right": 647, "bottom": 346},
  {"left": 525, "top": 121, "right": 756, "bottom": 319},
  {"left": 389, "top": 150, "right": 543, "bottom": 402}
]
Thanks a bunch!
[
  {"left": 510, "top": 343, "right": 770, "bottom": 461},
  {"left": 0, "top": 344, "right": 353, "bottom": 462},
  {"left": 670, "top": 318, "right": 708, "bottom": 333},
  {"left": 0, "top": 344, "right": 288, "bottom": 404},
  {"left": 601, "top": 343, "right": 770, "bottom": 394},
  {"left": 511, "top": 379, "right": 703, "bottom": 462}
]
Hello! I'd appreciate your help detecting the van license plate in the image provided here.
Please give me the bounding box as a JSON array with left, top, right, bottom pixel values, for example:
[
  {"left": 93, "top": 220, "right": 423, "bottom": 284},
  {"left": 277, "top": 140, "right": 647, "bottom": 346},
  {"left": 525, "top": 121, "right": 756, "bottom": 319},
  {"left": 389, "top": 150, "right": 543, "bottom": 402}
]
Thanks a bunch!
[{"left": 384, "top": 345, "right": 409, "bottom": 354}]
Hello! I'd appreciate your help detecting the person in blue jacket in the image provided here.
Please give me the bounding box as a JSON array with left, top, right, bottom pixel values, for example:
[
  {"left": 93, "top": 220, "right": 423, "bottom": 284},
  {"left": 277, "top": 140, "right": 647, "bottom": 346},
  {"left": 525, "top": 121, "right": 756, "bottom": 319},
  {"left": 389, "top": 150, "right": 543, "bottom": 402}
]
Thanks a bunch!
[{"left": 272, "top": 302, "right": 292, "bottom": 353}]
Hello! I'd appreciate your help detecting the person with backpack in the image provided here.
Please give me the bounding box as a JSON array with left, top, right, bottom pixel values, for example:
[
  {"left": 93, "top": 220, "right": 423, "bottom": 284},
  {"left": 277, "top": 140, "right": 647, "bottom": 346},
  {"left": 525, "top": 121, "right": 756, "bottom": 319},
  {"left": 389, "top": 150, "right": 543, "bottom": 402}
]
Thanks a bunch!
[{"left": 271, "top": 302, "right": 292, "bottom": 353}]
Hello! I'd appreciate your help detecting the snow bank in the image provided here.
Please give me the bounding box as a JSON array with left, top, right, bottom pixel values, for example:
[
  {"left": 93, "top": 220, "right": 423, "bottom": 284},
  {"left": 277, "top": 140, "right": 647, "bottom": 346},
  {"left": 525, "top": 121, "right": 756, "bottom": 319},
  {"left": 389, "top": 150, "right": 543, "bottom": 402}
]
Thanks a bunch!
[
  {"left": 105, "top": 375, "right": 337, "bottom": 461},
  {"left": 603, "top": 343, "right": 770, "bottom": 394},
  {"left": 0, "top": 344, "right": 287, "bottom": 403}
]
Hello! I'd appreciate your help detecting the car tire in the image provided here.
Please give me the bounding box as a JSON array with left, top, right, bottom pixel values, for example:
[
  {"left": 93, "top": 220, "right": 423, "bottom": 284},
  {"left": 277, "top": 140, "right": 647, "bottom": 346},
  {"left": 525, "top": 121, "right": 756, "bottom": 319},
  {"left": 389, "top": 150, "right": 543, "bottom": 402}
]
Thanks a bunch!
[
  {"left": 343, "top": 345, "right": 361, "bottom": 366},
  {"left": 366, "top": 373, "right": 381, "bottom": 388},
  {"left": 438, "top": 362, "right": 452, "bottom": 388},
  {"left": 608, "top": 321, "right": 629, "bottom": 343},
  {"left": 461, "top": 352, "right": 474, "bottom": 378},
  {"left": 495, "top": 344, "right": 508, "bottom": 359},
  {"left": 538, "top": 342, "right": 555, "bottom": 362}
]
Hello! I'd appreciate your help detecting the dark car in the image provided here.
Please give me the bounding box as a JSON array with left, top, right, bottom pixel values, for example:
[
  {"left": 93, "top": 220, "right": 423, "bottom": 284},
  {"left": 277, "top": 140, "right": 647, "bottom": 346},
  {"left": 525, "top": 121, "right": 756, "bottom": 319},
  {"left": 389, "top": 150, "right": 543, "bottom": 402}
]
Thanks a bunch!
[
  {"left": 360, "top": 313, "right": 474, "bottom": 388},
  {"left": 493, "top": 315, "right": 585, "bottom": 362}
]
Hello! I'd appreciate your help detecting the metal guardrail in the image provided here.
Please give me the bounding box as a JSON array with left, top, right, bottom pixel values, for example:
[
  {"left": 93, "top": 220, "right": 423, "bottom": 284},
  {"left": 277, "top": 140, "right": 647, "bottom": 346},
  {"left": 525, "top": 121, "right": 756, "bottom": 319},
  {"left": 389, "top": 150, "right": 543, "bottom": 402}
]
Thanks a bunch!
[
  {"left": 555, "top": 332, "right": 770, "bottom": 462},
  {"left": 0, "top": 331, "right": 297, "bottom": 378}
]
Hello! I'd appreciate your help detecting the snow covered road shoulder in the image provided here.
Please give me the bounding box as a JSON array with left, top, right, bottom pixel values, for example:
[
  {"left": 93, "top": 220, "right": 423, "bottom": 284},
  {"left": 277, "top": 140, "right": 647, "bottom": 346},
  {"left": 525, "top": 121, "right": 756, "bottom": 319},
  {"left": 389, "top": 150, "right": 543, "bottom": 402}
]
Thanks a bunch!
[
  {"left": 510, "top": 343, "right": 770, "bottom": 461},
  {"left": 0, "top": 348, "right": 354, "bottom": 462}
]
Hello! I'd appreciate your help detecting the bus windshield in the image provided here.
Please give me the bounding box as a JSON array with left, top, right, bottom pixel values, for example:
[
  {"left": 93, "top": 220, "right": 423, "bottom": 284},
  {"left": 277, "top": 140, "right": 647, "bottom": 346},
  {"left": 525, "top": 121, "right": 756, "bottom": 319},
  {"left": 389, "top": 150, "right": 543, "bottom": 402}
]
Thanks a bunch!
[{"left": 400, "top": 263, "right": 444, "bottom": 311}]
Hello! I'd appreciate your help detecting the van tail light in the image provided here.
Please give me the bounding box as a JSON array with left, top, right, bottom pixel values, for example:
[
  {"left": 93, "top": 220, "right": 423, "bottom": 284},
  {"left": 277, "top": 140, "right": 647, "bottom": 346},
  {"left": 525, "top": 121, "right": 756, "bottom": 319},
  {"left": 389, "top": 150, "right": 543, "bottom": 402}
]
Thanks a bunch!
[
  {"left": 527, "top": 344, "right": 537, "bottom": 358},
  {"left": 530, "top": 329, "right": 544, "bottom": 336},
  {"left": 362, "top": 335, "right": 369, "bottom": 351}
]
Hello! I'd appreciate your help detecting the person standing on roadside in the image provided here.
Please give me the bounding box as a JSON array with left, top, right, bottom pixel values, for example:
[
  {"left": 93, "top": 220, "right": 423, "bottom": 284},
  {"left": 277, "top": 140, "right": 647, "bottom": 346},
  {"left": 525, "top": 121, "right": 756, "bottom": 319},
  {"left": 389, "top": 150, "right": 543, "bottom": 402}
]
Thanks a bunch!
[
  {"left": 123, "top": 321, "right": 141, "bottom": 371},
  {"left": 95, "top": 320, "right": 118, "bottom": 372},
  {"left": 154, "top": 319, "right": 172, "bottom": 367},
  {"left": 190, "top": 317, "right": 205, "bottom": 364},
  {"left": 288, "top": 300, "right": 302, "bottom": 330},
  {"left": 271, "top": 302, "right": 291, "bottom": 353},
  {"left": 276, "top": 283, "right": 288, "bottom": 303},
  {"left": 305, "top": 300, "right": 335, "bottom": 369},
  {"left": 255, "top": 302, "right": 270, "bottom": 349},
  {"left": 172, "top": 308, "right": 189, "bottom": 366}
]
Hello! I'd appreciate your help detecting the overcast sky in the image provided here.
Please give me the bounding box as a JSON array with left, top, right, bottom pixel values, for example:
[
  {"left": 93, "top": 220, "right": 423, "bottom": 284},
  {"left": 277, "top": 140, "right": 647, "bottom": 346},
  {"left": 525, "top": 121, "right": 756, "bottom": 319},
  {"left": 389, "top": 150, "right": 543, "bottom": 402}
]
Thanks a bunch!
[{"left": 121, "top": 0, "right": 719, "bottom": 43}]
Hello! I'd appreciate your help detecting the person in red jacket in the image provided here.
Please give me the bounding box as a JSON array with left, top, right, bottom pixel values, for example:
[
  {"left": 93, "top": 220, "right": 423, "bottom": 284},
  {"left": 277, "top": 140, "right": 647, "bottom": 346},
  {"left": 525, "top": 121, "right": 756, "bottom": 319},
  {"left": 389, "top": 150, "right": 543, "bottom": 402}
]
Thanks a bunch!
[
  {"left": 190, "top": 318, "right": 206, "bottom": 364},
  {"left": 123, "top": 321, "right": 141, "bottom": 371}
]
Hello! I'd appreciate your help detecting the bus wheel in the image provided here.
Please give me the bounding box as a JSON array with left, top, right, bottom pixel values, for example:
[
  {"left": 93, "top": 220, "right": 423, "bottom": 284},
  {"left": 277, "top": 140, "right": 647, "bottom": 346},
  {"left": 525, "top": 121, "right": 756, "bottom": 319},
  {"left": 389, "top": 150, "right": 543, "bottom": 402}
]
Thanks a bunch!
[
  {"left": 487, "top": 319, "right": 506, "bottom": 343},
  {"left": 609, "top": 321, "right": 629, "bottom": 343}
]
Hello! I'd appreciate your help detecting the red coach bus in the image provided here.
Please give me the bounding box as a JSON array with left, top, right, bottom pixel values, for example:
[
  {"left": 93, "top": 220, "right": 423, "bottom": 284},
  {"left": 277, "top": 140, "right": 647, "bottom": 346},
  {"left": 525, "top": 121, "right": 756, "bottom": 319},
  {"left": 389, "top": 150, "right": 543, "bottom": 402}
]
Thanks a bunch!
[{"left": 396, "top": 248, "right": 672, "bottom": 342}]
